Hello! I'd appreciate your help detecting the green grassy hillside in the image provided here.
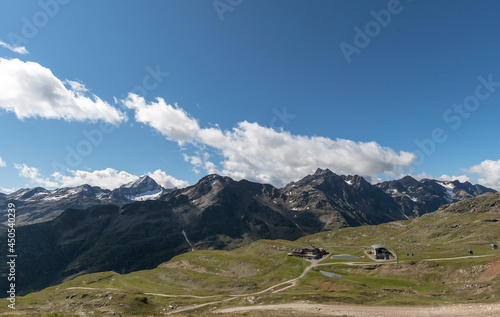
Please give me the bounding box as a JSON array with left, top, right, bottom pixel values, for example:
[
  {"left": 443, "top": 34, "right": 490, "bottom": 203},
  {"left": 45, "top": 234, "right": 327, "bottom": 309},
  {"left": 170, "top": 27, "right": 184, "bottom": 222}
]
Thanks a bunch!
[{"left": 4, "top": 195, "right": 499, "bottom": 316}]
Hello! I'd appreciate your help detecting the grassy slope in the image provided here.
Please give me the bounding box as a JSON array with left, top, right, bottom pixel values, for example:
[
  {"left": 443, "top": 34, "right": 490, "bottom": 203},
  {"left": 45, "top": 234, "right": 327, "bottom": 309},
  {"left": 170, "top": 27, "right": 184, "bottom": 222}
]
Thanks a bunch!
[
  {"left": 292, "top": 204, "right": 500, "bottom": 306},
  {"left": 5, "top": 200, "right": 500, "bottom": 316},
  {"left": 9, "top": 240, "right": 308, "bottom": 316}
]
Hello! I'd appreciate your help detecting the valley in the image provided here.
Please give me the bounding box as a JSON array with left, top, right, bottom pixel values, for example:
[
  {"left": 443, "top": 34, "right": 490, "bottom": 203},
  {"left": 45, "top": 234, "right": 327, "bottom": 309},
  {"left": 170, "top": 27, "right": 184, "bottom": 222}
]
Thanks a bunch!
[{"left": 2, "top": 191, "right": 499, "bottom": 316}]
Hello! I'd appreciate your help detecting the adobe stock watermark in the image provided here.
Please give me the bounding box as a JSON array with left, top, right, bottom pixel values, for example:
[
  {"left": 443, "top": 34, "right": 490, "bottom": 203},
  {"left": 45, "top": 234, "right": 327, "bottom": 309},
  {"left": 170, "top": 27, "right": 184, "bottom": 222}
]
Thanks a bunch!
[
  {"left": 339, "top": 0, "right": 409, "bottom": 64},
  {"left": 6, "top": 203, "right": 17, "bottom": 310},
  {"left": 51, "top": 65, "right": 168, "bottom": 174},
  {"left": 270, "top": 107, "right": 296, "bottom": 130},
  {"left": 7, "top": 0, "right": 71, "bottom": 48},
  {"left": 413, "top": 74, "right": 499, "bottom": 165},
  {"left": 213, "top": 0, "right": 243, "bottom": 22}
]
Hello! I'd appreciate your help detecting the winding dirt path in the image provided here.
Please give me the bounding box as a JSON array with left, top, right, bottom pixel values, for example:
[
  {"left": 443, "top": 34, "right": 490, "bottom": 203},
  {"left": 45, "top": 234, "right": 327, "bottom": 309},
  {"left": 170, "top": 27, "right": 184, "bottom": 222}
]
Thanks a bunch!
[
  {"left": 159, "top": 259, "right": 322, "bottom": 314},
  {"left": 65, "top": 253, "right": 499, "bottom": 315}
]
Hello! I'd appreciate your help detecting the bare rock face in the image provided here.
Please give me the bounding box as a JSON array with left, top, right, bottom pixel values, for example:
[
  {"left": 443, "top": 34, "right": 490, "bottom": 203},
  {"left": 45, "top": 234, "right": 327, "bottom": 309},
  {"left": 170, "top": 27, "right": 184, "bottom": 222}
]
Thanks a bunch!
[{"left": 376, "top": 176, "right": 495, "bottom": 217}]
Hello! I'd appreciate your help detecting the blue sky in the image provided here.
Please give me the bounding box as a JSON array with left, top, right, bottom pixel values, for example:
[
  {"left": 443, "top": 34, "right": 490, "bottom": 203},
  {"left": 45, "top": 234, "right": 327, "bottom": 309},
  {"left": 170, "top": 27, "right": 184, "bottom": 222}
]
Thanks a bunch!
[{"left": 1, "top": 0, "right": 500, "bottom": 192}]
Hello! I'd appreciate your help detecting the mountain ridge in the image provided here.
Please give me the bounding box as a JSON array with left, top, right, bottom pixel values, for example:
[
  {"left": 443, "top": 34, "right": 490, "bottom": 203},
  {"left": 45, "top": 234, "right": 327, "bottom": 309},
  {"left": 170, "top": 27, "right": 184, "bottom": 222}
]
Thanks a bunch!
[
  {"left": 0, "top": 169, "right": 496, "bottom": 296},
  {"left": 0, "top": 176, "right": 174, "bottom": 226},
  {"left": 1, "top": 171, "right": 496, "bottom": 228}
]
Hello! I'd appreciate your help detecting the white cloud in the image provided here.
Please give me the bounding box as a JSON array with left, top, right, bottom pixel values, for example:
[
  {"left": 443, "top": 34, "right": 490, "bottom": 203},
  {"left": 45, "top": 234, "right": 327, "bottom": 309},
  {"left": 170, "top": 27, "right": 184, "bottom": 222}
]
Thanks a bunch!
[
  {"left": 467, "top": 159, "right": 500, "bottom": 190},
  {"left": 0, "top": 157, "right": 6, "bottom": 167},
  {"left": 0, "top": 58, "right": 126, "bottom": 124},
  {"left": 121, "top": 96, "right": 417, "bottom": 187},
  {"left": 0, "top": 40, "right": 28, "bottom": 55},
  {"left": 147, "top": 169, "right": 189, "bottom": 189},
  {"left": 14, "top": 163, "right": 59, "bottom": 187},
  {"left": 122, "top": 94, "right": 199, "bottom": 142},
  {"left": 183, "top": 154, "right": 203, "bottom": 167},
  {"left": 203, "top": 161, "right": 220, "bottom": 175},
  {"left": 435, "top": 174, "right": 472, "bottom": 183},
  {"left": 196, "top": 122, "right": 416, "bottom": 187},
  {"left": 14, "top": 164, "right": 189, "bottom": 190},
  {"left": 0, "top": 187, "right": 16, "bottom": 194},
  {"left": 51, "top": 168, "right": 138, "bottom": 190},
  {"left": 120, "top": 95, "right": 418, "bottom": 187}
]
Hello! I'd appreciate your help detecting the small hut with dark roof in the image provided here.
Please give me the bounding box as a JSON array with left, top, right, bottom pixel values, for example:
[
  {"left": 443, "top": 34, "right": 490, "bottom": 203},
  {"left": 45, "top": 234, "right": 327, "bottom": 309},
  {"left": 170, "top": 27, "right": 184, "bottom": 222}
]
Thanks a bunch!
[{"left": 288, "top": 245, "right": 327, "bottom": 260}]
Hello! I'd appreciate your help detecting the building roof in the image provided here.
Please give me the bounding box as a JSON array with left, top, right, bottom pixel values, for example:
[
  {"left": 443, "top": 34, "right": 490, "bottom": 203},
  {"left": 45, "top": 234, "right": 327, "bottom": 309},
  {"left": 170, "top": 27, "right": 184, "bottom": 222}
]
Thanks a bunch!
[
  {"left": 371, "top": 244, "right": 385, "bottom": 249},
  {"left": 303, "top": 245, "right": 317, "bottom": 250}
]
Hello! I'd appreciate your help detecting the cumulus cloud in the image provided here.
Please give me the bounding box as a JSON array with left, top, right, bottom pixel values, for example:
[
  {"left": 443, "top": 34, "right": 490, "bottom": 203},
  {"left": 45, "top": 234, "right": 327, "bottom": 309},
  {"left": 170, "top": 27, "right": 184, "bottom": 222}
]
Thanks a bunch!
[
  {"left": 122, "top": 94, "right": 199, "bottom": 142},
  {"left": 467, "top": 159, "right": 500, "bottom": 190},
  {"left": 14, "top": 163, "right": 59, "bottom": 188},
  {"left": 435, "top": 174, "right": 472, "bottom": 183},
  {"left": 0, "top": 157, "right": 6, "bottom": 167},
  {"left": 51, "top": 168, "right": 138, "bottom": 189},
  {"left": 121, "top": 96, "right": 417, "bottom": 187},
  {"left": 0, "top": 187, "right": 16, "bottom": 194},
  {"left": 0, "top": 40, "right": 28, "bottom": 55},
  {"left": 14, "top": 165, "right": 189, "bottom": 190},
  {"left": 147, "top": 169, "right": 189, "bottom": 189},
  {"left": 183, "top": 154, "right": 203, "bottom": 167},
  {"left": 196, "top": 122, "right": 416, "bottom": 186},
  {"left": 0, "top": 58, "right": 126, "bottom": 124}
]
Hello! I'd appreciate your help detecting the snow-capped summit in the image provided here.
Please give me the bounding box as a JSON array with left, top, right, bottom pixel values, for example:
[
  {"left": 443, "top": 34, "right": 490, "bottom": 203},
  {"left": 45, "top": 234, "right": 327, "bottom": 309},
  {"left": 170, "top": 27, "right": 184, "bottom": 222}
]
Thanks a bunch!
[
  {"left": 116, "top": 175, "right": 171, "bottom": 201},
  {"left": 120, "top": 175, "right": 157, "bottom": 190}
]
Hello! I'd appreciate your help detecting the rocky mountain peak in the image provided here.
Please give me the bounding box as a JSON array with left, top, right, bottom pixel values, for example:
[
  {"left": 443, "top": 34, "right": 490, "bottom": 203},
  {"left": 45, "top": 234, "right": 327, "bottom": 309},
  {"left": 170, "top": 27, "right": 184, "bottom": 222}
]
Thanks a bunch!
[
  {"left": 183, "top": 174, "right": 234, "bottom": 200},
  {"left": 400, "top": 175, "right": 419, "bottom": 186},
  {"left": 314, "top": 168, "right": 333, "bottom": 176},
  {"left": 199, "top": 174, "right": 232, "bottom": 183},
  {"left": 120, "top": 175, "right": 157, "bottom": 190},
  {"left": 115, "top": 175, "right": 170, "bottom": 201},
  {"left": 14, "top": 187, "right": 50, "bottom": 200},
  {"left": 342, "top": 175, "right": 371, "bottom": 187}
]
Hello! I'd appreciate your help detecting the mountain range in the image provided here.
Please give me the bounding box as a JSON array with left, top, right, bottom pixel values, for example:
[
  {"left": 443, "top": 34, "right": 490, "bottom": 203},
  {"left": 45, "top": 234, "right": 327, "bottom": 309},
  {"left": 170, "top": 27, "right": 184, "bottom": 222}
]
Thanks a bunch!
[
  {"left": 2, "top": 169, "right": 495, "bottom": 228},
  {"left": 5, "top": 190, "right": 500, "bottom": 315},
  {"left": 0, "top": 175, "right": 172, "bottom": 227},
  {"left": 0, "top": 169, "right": 496, "bottom": 295}
]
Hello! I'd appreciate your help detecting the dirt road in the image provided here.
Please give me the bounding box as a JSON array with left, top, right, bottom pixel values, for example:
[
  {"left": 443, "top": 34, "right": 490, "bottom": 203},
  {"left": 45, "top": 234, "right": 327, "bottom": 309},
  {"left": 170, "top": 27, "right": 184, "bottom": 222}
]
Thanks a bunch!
[
  {"left": 67, "top": 254, "right": 498, "bottom": 315},
  {"left": 214, "top": 302, "right": 500, "bottom": 316}
]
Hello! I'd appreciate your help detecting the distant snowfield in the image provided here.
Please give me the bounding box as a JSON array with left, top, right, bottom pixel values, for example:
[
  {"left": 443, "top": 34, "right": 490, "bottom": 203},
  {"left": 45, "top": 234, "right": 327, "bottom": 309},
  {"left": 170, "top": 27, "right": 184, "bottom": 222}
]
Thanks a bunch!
[{"left": 125, "top": 189, "right": 163, "bottom": 201}]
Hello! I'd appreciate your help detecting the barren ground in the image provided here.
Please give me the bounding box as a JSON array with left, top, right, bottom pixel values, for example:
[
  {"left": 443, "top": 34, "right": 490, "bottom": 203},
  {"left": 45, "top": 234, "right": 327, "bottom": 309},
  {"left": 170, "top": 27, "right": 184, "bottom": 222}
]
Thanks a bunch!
[{"left": 214, "top": 302, "right": 500, "bottom": 316}]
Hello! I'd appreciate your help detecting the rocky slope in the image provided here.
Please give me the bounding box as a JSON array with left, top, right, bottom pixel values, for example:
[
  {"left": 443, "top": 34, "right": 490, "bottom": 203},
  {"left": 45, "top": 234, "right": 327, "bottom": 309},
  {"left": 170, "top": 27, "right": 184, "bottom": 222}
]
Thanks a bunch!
[
  {"left": 0, "top": 175, "right": 304, "bottom": 295},
  {"left": 276, "top": 169, "right": 404, "bottom": 231},
  {"left": 435, "top": 191, "right": 500, "bottom": 214},
  {"left": 376, "top": 176, "right": 496, "bottom": 217},
  {"left": 0, "top": 176, "right": 172, "bottom": 227}
]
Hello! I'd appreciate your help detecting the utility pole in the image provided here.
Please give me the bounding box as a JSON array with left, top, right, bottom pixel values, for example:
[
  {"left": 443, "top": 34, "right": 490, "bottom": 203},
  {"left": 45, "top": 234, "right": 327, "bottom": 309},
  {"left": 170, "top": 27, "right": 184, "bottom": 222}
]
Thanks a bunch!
[{"left": 395, "top": 248, "right": 399, "bottom": 264}]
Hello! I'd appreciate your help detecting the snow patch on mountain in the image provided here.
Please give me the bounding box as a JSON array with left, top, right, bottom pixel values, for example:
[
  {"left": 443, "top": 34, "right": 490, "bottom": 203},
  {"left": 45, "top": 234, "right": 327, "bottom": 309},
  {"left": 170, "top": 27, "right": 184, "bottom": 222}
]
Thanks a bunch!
[
  {"left": 125, "top": 189, "right": 163, "bottom": 201},
  {"left": 343, "top": 190, "right": 354, "bottom": 208},
  {"left": 182, "top": 230, "right": 194, "bottom": 251},
  {"left": 43, "top": 193, "right": 72, "bottom": 201},
  {"left": 439, "top": 182, "right": 456, "bottom": 203},
  {"left": 404, "top": 193, "right": 419, "bottom": 202},
  {"left": 27, "top": 191, "right": 50, "bottom": 200}
]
